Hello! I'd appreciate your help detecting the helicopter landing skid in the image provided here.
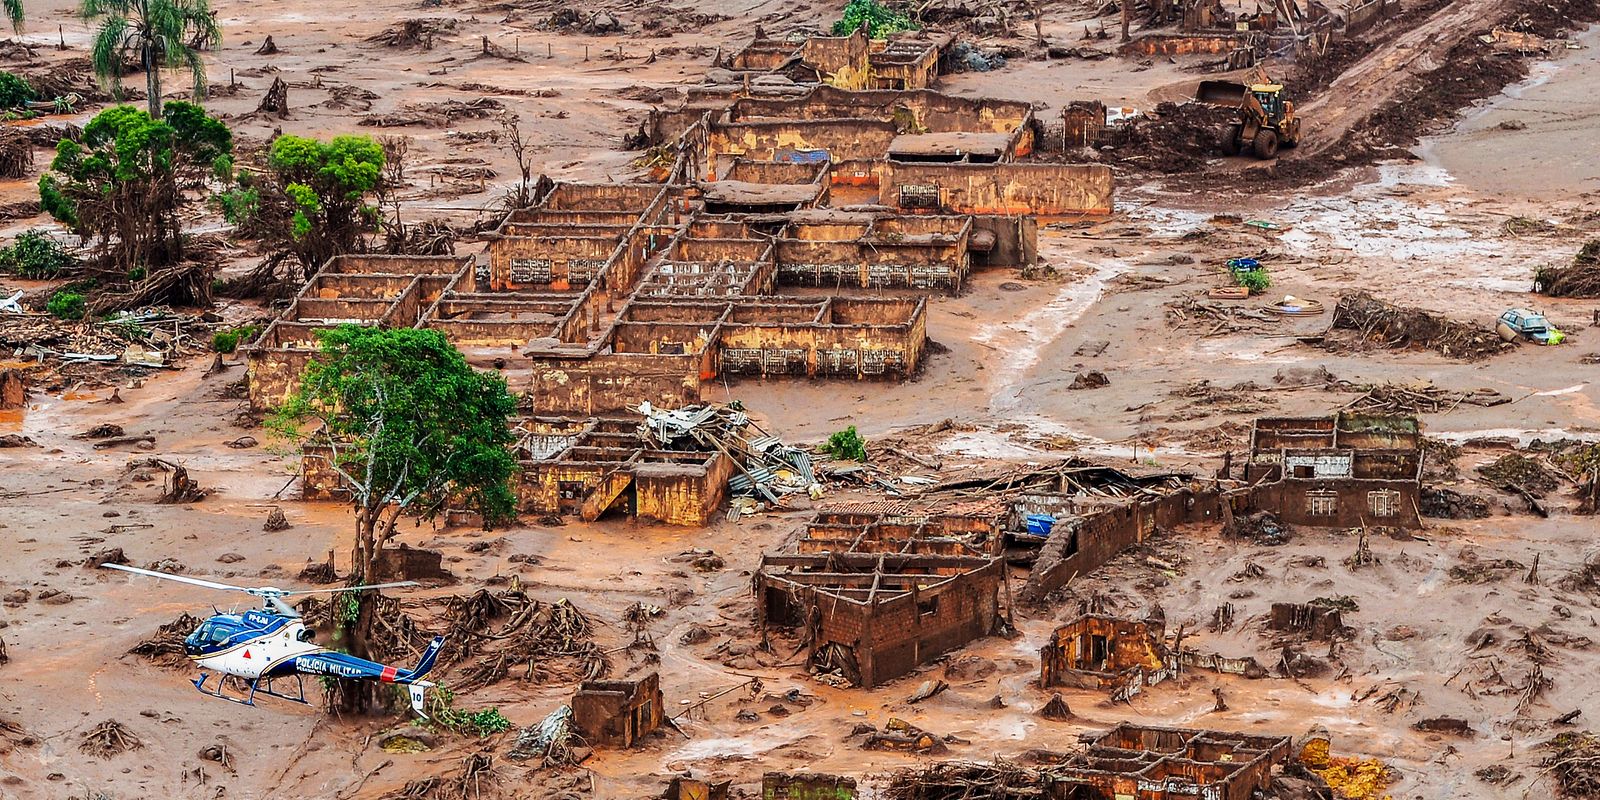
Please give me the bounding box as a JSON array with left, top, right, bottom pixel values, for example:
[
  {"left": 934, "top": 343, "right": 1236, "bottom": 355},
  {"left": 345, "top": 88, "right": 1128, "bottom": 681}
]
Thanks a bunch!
[{"left": 194, "top": 672, "right": 310, "bottom": 708}]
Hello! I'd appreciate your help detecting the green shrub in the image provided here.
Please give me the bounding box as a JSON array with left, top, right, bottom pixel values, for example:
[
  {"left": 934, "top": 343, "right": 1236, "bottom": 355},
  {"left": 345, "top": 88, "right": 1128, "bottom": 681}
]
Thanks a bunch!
[
  {"left": 47, "top": 291, "right": 86, "bottom": 320},
  {"left": 832, "top": 0, "right": 916, "bottom": 38},
  {"left": 1234, "top": 268, "right": 1271, "bottom": 294},
  {"left": 0, "top": 72, "right": 34, "bottom": 109},
  {"left": 212, "top": 324, "right": 262, "bottom": 354},
  {"left": 0, "top": 230, "right": 76, "bottom": 278},
  {"left": 825, "top": 425, "right": 868, "bottom": 461},
  {"left": 422, "top": 687, "right": 513, "bottom": 738}
]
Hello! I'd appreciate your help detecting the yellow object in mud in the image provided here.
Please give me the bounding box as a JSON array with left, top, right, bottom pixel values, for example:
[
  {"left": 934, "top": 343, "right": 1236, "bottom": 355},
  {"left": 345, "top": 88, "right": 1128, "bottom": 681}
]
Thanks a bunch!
[{"left": 1313, "top": 756, "right": 1396, "bottom": 800}]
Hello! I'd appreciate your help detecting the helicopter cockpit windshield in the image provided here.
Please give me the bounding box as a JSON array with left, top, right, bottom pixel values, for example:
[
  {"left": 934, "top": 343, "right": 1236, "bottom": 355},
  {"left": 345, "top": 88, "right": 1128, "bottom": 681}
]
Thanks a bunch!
[{"left": 184, "top": 621, "right": 237, "bottom": 655}]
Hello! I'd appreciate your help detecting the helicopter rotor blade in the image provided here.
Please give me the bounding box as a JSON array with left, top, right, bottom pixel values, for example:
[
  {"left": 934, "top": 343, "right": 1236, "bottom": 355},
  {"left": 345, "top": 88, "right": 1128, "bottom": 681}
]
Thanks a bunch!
[
  {"left": 100, "top": 563, "right": 257, "bottom": 594},
  {"left": 279, "top": 581, "right": 421, "bottom": 596}
]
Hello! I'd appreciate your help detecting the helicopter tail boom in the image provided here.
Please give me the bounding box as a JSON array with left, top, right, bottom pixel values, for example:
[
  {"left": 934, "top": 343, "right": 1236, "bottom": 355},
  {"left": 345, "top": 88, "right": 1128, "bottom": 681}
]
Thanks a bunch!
[{"left": 401, "top": 636, "right": 445, "bottom": 682}]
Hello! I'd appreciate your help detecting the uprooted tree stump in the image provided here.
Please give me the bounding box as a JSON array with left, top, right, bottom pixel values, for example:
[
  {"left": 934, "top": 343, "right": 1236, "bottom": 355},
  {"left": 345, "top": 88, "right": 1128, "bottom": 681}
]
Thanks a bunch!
[
  {"left": 0, "top": 368, "right": 25, "bottom": 410},
  {"left": 257, "top": 77, "right": 289, "bottom": 118},
  {"left": 131, "top": 458, "right": 209, "bottom": 503},
  {"left": 264, "top": 506, "right": 290, "bottom": 531},
  {"left": 1037, "top": 693, "right": 1074, "bottom": 720},
  {"left": 80, "top": 719, "right": 142, "bottom": 758},
  {"left": 0, "top": 128, "right": 33, "bottom": 180},
  {"left": 254, "top": 35, "right": 279, "bottom": 55},
  {"left": 129, "top": 612, "right": 202, "bottom": 670}
]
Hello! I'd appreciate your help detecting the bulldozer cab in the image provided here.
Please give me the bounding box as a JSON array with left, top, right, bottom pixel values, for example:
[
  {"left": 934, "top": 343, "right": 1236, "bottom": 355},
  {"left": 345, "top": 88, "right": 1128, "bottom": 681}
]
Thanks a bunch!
[{"left": 1251, "top": 84, "right": 1286, "bottom": 122}]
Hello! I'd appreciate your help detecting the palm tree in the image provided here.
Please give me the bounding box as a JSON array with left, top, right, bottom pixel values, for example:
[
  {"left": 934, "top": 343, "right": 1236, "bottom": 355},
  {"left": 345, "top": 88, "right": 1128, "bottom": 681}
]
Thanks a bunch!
[
  {"left": 83, "top": 0, "right": 220, "bottom": 117},
  {"left": 4, "top": 0, "right": 22, "bottom": 33}
]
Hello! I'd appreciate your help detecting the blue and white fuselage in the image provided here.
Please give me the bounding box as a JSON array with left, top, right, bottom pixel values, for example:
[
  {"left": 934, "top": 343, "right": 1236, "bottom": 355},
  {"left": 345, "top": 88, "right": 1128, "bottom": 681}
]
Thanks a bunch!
[{"left": 183, "top": 609, "right": 441, "bottom": 716}]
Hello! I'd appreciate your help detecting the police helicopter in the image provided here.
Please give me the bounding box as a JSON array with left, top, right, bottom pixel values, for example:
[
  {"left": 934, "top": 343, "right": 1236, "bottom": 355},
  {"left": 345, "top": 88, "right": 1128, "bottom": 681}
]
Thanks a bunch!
[{"left": 102, "top": 563, "right": 444, "bottom": 718}]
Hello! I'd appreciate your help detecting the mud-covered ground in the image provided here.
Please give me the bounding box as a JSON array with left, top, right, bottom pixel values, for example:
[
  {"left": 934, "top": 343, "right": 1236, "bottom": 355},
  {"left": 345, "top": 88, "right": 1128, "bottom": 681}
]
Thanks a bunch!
[{"left": 2, "top": 0, "right": 1599, "bottom": 798}]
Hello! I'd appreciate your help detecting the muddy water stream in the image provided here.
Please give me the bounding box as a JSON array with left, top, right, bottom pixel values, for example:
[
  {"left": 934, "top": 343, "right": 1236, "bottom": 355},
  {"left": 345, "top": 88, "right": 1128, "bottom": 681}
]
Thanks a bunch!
[{"left": 1420, "top": 24, "right": 1600, "bottom": 197}]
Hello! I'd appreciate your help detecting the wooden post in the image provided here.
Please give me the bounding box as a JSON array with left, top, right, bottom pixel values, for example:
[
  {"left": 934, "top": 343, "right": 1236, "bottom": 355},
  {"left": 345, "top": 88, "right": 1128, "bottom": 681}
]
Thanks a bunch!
[{"left": 1121, "top": 0, "right": 1131, "bottom": 42}]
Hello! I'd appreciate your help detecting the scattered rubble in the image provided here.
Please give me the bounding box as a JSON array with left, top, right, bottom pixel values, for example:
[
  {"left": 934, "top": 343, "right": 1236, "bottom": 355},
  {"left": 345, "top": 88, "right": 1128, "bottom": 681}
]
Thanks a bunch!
[{"left": 1332, "top": 291, "right": 1510, "bottom": 360}]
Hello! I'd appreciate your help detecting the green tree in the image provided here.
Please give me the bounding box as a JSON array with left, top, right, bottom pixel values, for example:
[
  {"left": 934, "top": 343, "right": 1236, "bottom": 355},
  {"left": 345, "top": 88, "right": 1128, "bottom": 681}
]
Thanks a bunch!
[
  {"left": 0, "top": 72, "right": 34, "bottom": 108},
  {"left": 84, "top": 0, "right": 221, "bottom": 117},
  {"left": 3, "top": 0, "right": 21, "bottom": 34},
  {"left": 38, "top": 102, "right": 231, "bottom": 302},
  {"left": 247, "top": 134, "right": 385, "bottom": 276},
  {"left": 271, "top": 326, "right": 517, "bottom": 713},
  {"left": 831, "top": 0, "right": 915, "bottom": 38}
]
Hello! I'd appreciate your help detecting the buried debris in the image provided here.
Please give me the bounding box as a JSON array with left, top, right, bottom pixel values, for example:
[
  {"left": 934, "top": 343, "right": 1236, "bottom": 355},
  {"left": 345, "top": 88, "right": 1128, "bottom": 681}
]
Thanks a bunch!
[
  {"left": 1067, "top": 370, "right": 1109, "bottom": 390},
  {"left": 862, "top": 718, "right": 948, "bottom": 754},
  {"left": 1543, "top": 731, "right": 1600, "bottom": 797},
  {"left": 1036, "top": 693, "right": 1074, "bottom": 721},
  {"left": 637, "top": 402, "right": 818, "bottom": 509},
  {"left": 507, "top": 705, "right": 584, "bottom": 767},
  {"left": 79, "top": 719, "right": 142, "bottom": 758},
  {"left": 1339, "top": 381, "right": 1509, "bottom": 414},
  {"left": 128, "top": 612, "right": 202, "bottom": 669},
  {"left": 263, "top": 506, "right": 290, "bottom": 531},
  {"left": 381, "top": 751, "right": 496, "bottom": 800},
  {"left": 1332, "top": 291, "right": 1510, "bottom": 360},
  {"left": 1535, "top": 240, "right": 1600, "bottom": 298}
]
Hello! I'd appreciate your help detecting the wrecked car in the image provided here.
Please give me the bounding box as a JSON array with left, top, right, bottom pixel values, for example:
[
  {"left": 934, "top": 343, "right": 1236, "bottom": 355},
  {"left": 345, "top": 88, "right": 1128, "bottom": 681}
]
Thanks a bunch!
[{"left": 1496, "top": 308, "right": 1564, "bottom": 345}]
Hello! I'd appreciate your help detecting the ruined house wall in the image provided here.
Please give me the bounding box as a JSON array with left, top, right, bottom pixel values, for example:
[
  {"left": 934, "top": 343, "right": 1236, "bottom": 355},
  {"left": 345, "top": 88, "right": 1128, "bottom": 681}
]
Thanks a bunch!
[
  {"left": 869, "top": 48, "right": 939, "bottom": 90},
  {"left": 246, "top": 345, "right": 316, "bottom": 412},
  {"left": 1345, "top": 0, "right": 1397, "bottom": 35},
  {"left": 516, "top": 459, "right": 620, "bottom": 515},
  {"left": 633, "top": 456, "right": 736, "bottom": 526},
  {"left": 572, "top": 673, "right": 664, "bottom": 748},
  {"left": 1020, "top": 488, "right": 1221, "bottom": 604},
  {"left": 320, "top": 254, "right": 468, "bottom": 275},
  {"left": 527, "top": 353, "right": 700, "bottom": 415},
  {"left": 542, "top": 183, "right": 662, "bottom": 211},
  {"left": 706, "top": 120, "right": 899, "bottom": 176},
  {"left": 300, "top": 444, "right": 348, "bottom": 501},
  {"left": 1249, "top": 478, "right": 1421, "bottom": 529},
  {"left": 799, "top": 30, "right": 870, "bottom": 76},
  {"left": 860, "top": 563, "right": 1001, "bottom": 687},
  {"left": 486, "top": 235, "right": 619, "bottom": 292},
  {"left": 716, "top": 316, "right": 924, "bottom": 379},
  {"left": 774, "top": 238, "right": 968, "bottom": 291},
  {"left": 966, "top": 214, "right": 1039, "bottom": 267},
  {"left": 761, "top": 772, "right": 858, "bottom": 800},
  {"left": 1118, "top": 33, "right": 1249, "bottom": 56},
  {"left": 1040, "top": 616, "right": 1164, "bottom": 687},
  {"left": 884, "top": 162, "right": 1114, "bottom": 216}
]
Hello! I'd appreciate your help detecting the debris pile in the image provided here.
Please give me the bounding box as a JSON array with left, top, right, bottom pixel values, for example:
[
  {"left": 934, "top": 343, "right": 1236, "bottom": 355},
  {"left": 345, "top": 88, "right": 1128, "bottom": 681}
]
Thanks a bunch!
[
  {"left": 507, "top": 705, "right": 582, "bottom": 767},
  {"left": 0, "top": 306, "right": 217, "bottom": 386},
  {"left": 1339, "top": 381, "right": 1510, "bottom": 414},
  {"left": 1544, "top": 731, "right": 1600, "bottom": 797},
  {"left": 883, "top": 760, "right": 1043, "bottom": 799},
  {"left": 436, "top": 590, "right": 607, "bottom": 691},
  {"left": 1535, "top": 240, "right": 1600, "bottom": 298},
  {"left": 637, "top": 402, "right": 818, "bottom": 506},
  {"left": 1332, "top": 291, "right": 1510, "bottom": 360},
  {"left": 128, "top": 612, "right": 202, "bottom": 669},
  {"left": 1477, "top": 453, "right": 1562, "bottom": 494},
  {"left": 364, "top": 18, "right": 457, "bottom": 49},
  {"left": 79, "top": 719, "right": 142, "bottom": 758},
  {"left": 381, "top": 751, "right": 496, "bottom": 800}
]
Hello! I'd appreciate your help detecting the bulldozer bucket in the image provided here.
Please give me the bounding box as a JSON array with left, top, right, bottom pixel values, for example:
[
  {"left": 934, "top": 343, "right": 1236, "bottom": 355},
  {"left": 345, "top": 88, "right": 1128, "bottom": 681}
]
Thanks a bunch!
[{"left": 1197, "top": 80, "right": 1248, "bottom": 106}]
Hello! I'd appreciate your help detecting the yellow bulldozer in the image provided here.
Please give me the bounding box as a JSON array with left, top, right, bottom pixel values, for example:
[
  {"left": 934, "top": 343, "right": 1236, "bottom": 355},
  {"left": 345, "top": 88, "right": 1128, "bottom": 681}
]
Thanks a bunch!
[{"left": 1197, "top": 78, "right": 1302, "bottom": 159}]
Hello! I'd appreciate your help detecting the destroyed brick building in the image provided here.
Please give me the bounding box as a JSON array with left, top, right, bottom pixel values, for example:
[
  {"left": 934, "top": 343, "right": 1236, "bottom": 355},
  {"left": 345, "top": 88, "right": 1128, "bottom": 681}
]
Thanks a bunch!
[
  {"left": 571, "top": 672, "right": 665, "bottom": 748},
  {"left": 754, "top": 549, "right": 1006, "bottom": 688},
  {"left": 241, "top": 25, "right": 1132, "bottom": 529},
  {"left": 1040, "top": 614, "right": 1166, "bottom": 690},
  {"left": 1244, "top": 413, "right": 1424, "bottom": 529}
]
